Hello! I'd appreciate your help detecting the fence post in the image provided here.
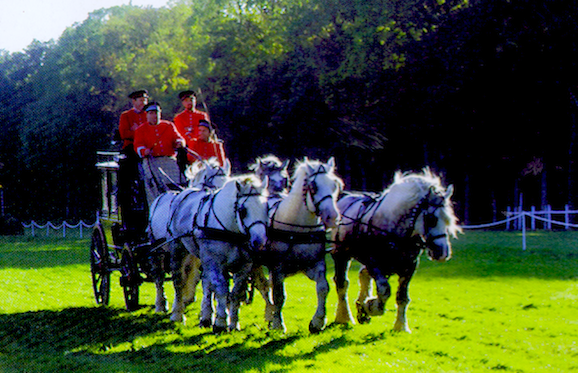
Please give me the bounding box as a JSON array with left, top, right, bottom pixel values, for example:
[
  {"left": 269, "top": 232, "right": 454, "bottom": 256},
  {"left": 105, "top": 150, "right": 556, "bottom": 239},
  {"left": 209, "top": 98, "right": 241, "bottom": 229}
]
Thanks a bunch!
[
  {"left": 506, "top": 206, "right": 511, "bottom": 230},
  {"left": 531, "top": 206, "right": 536, "bottom": 230},
  {"left": 565, "top": 205, "right": 570, "bottom": 230},
  {"left": 522, "top": 212, "right": 527, "bottom": 250},
  {"left": 547, "top": 205, "right": 552, "bottom": 230}
]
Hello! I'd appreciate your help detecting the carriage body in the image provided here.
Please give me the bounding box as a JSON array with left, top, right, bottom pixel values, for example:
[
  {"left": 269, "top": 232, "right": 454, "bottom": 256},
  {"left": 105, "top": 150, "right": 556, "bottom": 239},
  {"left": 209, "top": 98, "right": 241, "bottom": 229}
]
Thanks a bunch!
[{"left": 90, "top": 151, "right": 169, "bottom": 311}]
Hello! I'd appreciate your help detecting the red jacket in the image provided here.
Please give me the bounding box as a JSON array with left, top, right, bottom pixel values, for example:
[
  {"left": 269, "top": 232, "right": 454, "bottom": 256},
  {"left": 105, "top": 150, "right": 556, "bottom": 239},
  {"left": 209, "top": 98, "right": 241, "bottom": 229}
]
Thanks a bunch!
[
  {"left": 174, "top": 109, "right": 208, "bottom": 143},
  {"left": 119, "top": 108, "right": 147, "bottom": 150},
  {"left": 134, "top": 120, "right": 186, "bottom": 158},
  {"left": 188, "top": 138, "right": 226, "bottom": 165}
]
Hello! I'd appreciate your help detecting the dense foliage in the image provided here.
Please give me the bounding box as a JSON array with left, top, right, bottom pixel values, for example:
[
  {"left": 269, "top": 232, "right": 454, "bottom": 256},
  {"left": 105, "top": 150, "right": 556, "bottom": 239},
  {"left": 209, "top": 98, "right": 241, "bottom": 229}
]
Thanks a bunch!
[{"left": 0, "top": 0, "right": 577, "bottom": 223}]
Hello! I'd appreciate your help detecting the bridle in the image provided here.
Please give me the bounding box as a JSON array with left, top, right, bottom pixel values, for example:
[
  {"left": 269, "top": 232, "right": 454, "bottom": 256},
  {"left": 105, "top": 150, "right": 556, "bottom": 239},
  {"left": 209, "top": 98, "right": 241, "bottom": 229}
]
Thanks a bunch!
[
  {"left": 270, "top": 164, "right": 337, "bottom": 231},
  {"left": 200, "top": 166, "right": 228, "bottom": 189},
  {"left": 234, "top": 186, "right": 268, "bottom": 236},
  {"left": 303, "top": 165, "right": 336, "bottom": 216}
]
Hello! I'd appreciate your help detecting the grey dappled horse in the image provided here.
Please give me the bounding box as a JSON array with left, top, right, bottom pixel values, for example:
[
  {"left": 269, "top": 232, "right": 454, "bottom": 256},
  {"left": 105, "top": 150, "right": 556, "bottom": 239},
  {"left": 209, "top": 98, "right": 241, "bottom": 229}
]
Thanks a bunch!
[
  {"left": 167, "top": 176, "right": 269, "bottom": 332},
  {"left": 331, "top": 169, "right": 460, "bottom": 332},
  {"left": 147, "top": 159, "right": 231, "bottom": 313}
]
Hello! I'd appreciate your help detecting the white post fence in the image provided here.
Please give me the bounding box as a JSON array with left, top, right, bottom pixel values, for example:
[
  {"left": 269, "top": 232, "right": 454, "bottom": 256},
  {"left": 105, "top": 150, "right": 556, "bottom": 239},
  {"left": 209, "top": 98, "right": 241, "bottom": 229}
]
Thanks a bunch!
[
  {"left": 22, "top": 220, "right": 96, "bottom": 238},
  {"left": 461, "top": 205, "right": 578, "bottom": 250}
]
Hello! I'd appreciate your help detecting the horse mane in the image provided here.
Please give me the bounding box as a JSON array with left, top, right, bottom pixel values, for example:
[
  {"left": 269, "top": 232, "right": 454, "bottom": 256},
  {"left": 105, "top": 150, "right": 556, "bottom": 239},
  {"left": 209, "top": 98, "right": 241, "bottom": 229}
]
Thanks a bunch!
[
  {"left": 382, "top": 168, "right": 460, "bottom": 237},
  {"left": 291, "top": 158, "right": 343, "bottom": 195},
  {"left": 223, "top": 174, "right": 268, "bottom": 196},
  {"left": 249, "top": 154, "right": 284, "bottom": 170}
]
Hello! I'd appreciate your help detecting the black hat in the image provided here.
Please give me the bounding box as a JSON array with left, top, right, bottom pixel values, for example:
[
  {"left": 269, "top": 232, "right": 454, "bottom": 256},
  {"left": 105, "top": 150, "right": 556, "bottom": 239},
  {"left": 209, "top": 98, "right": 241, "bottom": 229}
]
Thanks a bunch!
[
  {"left": 178, "top": 90, "right": 196, "bottom": 100},
  {"left": 128, "top": 90, "right": 149, "bottom": 99},
  {"left": 144, "top": 102, "right": 161, "bottom": 112},
  {"left": 198, "top": 119, "right": 212, "bottom": 130}
]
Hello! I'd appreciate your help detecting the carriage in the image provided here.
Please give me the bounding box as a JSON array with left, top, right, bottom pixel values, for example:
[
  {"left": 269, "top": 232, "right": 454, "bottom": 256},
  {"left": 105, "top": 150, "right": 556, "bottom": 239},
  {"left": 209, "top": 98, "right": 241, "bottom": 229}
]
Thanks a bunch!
[{"left": 89, "top": 151, "right": 170, "bottom": 311}]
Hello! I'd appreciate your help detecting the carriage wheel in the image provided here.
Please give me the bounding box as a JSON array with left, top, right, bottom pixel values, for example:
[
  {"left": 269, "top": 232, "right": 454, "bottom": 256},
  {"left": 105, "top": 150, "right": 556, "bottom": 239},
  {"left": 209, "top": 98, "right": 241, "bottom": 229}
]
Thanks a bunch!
[
  {"left": 120, "top": 244, "right": 141, "bottom": 311},
  {"left": 90, "top": 224, "right": 110, "bottom": 306}
]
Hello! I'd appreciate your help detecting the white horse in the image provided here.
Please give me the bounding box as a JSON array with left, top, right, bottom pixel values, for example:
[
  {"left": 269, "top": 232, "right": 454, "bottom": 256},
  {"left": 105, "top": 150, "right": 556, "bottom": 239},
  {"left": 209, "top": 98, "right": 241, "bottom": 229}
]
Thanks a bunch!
[
  {"left": 168, "top": 175, "right": 269, "bottom": 332},
  {"left": 245, "top": 155, "right": 290, "bottom": 321},
  {"left": 147, "top": 159, "right": 231, "bottom": 313},
  {"left": 262, "top": 157, "right": 343, "bottom": 333},
  {"left": 331, "top": 169, "right": 460, "bottom": 332}
]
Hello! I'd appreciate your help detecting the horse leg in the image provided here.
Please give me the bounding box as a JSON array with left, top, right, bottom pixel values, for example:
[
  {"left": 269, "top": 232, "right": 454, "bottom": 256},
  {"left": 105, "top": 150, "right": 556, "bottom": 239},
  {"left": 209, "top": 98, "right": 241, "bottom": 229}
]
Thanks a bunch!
[
  {"left": 152, "top": 252, "right": 168, "bottom": 313},
  {"left": 251, "top": 265, "right": 274, "bottom": 322},
  {"left": 182, "top": 253, "right": 202, "bottom": 306},
  {"left": 170, "top": 243, "right": 190, "bottom": 322},
  {"left": 199, "top": 272, "right": 214, "bottom": 328},
  {"left": 306, "top": 260, "right": 329, "bottom": 333},
  {"left": 393, "top": 274, "right": 413, "bottom": 333},
  {"left": 206, "top": 267, "right": 229, "bottom": 334},
  {"left": 332, "top": 251, "right": 354, "bottom": 324},
  {"left": 269, "top": 269, "right": 287, "bottom": 332},
  {"left": 356, "top": 266, "right": 390, "bottom": 324},
  {"left": 228, "top": 262, "right": 252, "bottom": 331}
]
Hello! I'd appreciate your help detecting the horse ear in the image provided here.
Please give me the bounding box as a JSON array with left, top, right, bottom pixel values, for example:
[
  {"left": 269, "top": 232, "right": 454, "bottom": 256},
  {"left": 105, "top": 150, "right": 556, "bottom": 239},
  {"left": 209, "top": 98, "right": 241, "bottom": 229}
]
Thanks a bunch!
[
  {"left": 445, "top": 184, "right": 454, "bottom": 199},
  {"left": 262, "top": 175, "right": 269, "bottom": 191},
  {"left": 282, "top": 159, "right": 290, "bottom": 170},
  {"left": 327, "top": 157, "right": 335, "bottom": 169},
  {"left": 235, "top": 180, "right": 242, "bottom": 192}
]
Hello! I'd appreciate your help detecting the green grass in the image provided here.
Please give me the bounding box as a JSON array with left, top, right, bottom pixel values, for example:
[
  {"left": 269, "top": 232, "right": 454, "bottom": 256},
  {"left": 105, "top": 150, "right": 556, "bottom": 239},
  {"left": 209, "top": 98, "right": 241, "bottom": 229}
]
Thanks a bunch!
[{"left": 0, "top": 232, "right": 577, "bottom": 372}]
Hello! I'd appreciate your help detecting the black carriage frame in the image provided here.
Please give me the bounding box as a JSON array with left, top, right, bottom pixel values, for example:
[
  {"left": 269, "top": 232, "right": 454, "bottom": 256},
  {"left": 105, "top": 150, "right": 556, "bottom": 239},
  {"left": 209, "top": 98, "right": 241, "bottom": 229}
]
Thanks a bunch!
[{"left": 90, "top": 151, "right": 170, "bottom": 311}]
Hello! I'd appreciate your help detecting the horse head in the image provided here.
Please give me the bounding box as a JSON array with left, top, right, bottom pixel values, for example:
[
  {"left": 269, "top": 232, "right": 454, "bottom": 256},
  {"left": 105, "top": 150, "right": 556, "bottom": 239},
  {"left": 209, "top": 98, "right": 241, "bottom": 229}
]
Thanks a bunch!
[
  {"left": 302, "top": 157, "right": 343, "bottom": 229},
  {"left": 186, "top": 158, "right": 231, "bottom": 190},
  {"left": 413, "top": 180, "right": 460, "bottom": 262},
  {"left": 250, "top": 155, "right": 290, "bottom": 195},
  {"left": 234, "top": 176, "right": 269, "bottom": 250}
]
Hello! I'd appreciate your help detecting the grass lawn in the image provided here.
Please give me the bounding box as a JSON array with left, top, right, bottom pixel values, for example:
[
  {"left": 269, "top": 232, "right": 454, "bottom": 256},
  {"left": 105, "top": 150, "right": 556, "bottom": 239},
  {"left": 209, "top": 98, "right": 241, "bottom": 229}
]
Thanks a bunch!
[{"left": 0, "top": 231, "right": 577, "bottom": 372}]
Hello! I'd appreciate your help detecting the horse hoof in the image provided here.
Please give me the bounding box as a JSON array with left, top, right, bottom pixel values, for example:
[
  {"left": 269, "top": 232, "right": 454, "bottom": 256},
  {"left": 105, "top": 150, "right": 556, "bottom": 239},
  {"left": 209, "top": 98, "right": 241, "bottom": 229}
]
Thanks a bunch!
[
  {"left": 199, "top": 319, "right": 212, "bottom": 328},
  {"left": 170, "top": 313, "right": 185, "bottom": 323},
  {"left": 356, "top": 302, "right": 371, "bottom": 324},
  {"left": 308, "top": 321, "right": 324, "bottom": 334},
  {"left": 213, "top": 324, "right": 227, "bottom": 334},
  {"left": 268, "top": 321, "right": 287, "bottom": 333}
]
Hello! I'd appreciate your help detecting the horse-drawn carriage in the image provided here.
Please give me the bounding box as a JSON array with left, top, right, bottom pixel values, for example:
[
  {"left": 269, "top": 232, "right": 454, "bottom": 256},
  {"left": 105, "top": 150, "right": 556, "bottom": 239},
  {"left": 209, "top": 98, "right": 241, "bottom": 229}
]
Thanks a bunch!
[{"left": 90, "top": 151, "right": 169, "bottom": 311}]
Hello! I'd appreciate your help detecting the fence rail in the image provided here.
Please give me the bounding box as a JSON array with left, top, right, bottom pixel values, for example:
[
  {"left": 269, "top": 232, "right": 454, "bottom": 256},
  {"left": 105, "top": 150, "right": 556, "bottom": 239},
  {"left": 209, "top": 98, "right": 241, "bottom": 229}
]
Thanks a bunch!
[
  {"left": 22, "top": 220, "right": 96, "bottom": 238},
  {"left": 461, "top": 205, "right": 578, "bottom": 250}
]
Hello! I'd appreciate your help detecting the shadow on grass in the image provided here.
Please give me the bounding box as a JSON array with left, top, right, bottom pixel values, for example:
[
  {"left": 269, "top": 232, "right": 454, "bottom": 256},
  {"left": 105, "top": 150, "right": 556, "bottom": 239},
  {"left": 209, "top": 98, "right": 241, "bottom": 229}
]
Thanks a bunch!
[{"left": 0, "top": 306, "right": 393, "bottom": 373}]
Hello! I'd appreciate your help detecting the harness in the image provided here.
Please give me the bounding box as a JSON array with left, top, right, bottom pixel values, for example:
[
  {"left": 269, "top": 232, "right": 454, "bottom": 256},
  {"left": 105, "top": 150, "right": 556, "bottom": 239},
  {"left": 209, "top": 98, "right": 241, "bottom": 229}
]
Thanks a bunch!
[
  {"left": 337, "top": 188, "right": 446, "bottom": 244},
  {"left": 268, "top": 164, "right": 335, "bottom": 243},
  {"left": 192, "top": 185, "right": 267, "bottom": 249}
]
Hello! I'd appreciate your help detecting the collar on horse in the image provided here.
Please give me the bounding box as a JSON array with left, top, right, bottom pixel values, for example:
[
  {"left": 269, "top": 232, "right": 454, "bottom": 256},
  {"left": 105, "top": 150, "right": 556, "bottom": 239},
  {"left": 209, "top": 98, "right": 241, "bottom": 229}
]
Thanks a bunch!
[{"left": 338, "top": 187, "right": 443, "bottom": 241}]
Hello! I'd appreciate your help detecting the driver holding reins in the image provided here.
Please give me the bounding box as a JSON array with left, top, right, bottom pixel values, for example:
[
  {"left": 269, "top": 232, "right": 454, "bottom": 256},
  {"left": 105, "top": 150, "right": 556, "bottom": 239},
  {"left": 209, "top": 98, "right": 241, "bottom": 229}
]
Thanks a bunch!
[{"left": 134, "top": 101, "right": 186, "bottom": 206}]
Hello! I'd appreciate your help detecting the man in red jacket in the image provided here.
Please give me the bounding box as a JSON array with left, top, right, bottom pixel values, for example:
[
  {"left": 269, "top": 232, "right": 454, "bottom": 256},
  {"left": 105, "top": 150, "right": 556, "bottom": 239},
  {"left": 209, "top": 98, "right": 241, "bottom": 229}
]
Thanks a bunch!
[
  {"left": 134, "top": 102, "right": 186, "bottom": 206},
  {"left": 188, "top": 120, "right": 227, "bottom": 166},
  {"left": 174, "top": 90, "right": 208, "bottom": 159},
  {"left": 117, "top": 89, "right": 148, "bottom": 241},
  {"left": 119, "top": 90, "right": 148, "bottom": 154}
]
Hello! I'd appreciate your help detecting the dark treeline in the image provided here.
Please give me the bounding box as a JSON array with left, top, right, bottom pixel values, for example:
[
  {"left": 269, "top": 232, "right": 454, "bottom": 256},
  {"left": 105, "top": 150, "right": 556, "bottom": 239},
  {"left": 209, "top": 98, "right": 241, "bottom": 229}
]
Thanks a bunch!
[{"left": 0, "top": 0, "right": 576, "bottom": 224}]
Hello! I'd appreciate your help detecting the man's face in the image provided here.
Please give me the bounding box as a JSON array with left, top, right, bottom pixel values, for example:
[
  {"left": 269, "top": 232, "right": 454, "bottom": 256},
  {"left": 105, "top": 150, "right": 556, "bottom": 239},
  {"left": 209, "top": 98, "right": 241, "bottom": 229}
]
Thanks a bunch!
[
  {"left": 132, "top": 96, "right": 148, "bottom": 112},
  {"left": 198, "top": 126, "right": 211, "bottom": 141},
  {"left": 182, "top": 97, "right": 195, "bottom": 110},
  {"left": 146, "top": 110, "right": 160, "bottom": 125}
]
